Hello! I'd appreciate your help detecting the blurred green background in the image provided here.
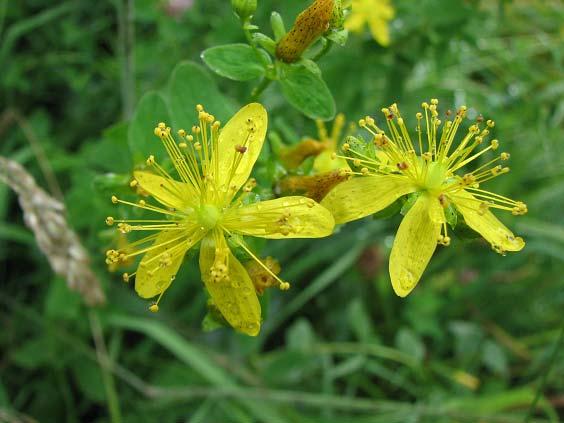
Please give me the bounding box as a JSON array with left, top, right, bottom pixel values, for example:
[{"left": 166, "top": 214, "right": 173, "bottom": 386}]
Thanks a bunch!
[{"left": 1, "top": 0, "right": 563, "bottom": 422}]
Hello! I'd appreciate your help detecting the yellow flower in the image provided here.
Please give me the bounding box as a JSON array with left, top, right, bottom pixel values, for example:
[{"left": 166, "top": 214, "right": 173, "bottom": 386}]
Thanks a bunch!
[
  {"left": 322, "top": 99, "right": 527, "bottom": 297},
  {"left": 105, "top": 103, "right": 334, "bottom": 335},
  {"left": 345, "top": 0, "right": 395, "bottom": 46}
]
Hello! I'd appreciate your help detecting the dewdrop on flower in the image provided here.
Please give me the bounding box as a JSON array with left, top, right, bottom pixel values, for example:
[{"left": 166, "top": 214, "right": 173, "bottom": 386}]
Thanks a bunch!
[
  {"left": 105, "top": 104, "right": 334, "bottom": 335},
  {"left": 322, "top": 99, "right": 527, "bottom": 297}
]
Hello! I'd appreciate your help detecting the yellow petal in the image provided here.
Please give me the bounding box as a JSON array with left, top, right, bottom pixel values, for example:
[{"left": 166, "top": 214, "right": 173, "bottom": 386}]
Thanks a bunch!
[
  {"left": 215, "top": 103, "right": 267, "bottom": 200},
  {"left": 135, "top": 228, "right": 204, "bottom": 298},
  {"left": 321, "top": 175, "right": 417, "bottom": 224},
  {"left": 199, "top": 233, "right": 261, "bottom": 336},
  {"left": 344, "top": 10, "right": 366, "bottom": 33},
  {"left": 452, "top": 189, "right": 525, "bottom": 252},
  {"left": 368, "top": 18, "right": 391, "bottom": 46},
  {"left": 223, "top": 196, "right": 335, "bottom": 239},
  {"left": 133, "top": 171, "right": 195, "bottom": 210},
  {"left": 389, "top": 194, "right": 442, "bottom": 297}
]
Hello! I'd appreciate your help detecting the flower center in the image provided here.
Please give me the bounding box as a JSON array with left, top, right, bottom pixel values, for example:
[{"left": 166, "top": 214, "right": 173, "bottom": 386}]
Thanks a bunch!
[
  {"left": 198, "top": 204, "right": 221, "bottom": 230},
  {"left": 422, "top": 161, "right": 448, "bottom": 194}
]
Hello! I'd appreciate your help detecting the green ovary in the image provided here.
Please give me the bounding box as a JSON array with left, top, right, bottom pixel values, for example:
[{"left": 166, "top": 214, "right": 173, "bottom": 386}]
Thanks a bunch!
[
  {"left": 198, "top": 204, "right": 222, "bottom": 230},
  {"left": 423, "top": 162, "right": 448, "bottom": 193}
]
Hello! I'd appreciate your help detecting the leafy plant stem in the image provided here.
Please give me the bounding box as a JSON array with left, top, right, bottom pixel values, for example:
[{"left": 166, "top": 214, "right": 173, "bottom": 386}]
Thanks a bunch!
[
  {"left": 89, "top": 310, "right": 123, "bottom": 423},
  {"left": 250, "top": 77, "right": 272, "bottom": 101},
  {"left": 524, "top": 320, "right": 564, "bottom": 422},
  {"left": 243, "top": 20, "right": 271, "bottom": 67}
]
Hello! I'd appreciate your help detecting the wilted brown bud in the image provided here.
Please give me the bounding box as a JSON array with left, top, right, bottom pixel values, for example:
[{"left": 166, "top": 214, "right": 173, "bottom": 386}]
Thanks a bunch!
[
  {"left": 245, "top": 257, "right": 282, "bottom": 295},
  {"left": 276, "top": 0, "right": 334, "bottom": 63},
  {"left": 279, "top": 138, "right": 326, "bottom": 169},
  {"left": 277, "top": 169, "right": 350, "bottom": 202}
]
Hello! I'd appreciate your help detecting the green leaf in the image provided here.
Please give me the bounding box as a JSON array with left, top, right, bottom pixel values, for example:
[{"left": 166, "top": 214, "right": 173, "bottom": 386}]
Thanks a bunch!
[
  {"left": 107, "top": 313, "right": 285, "bottom": 423},
  {"left": 299, "top": 59, "right": 322, "bottom": 77},
  {"left": 270, "top": 12, "right": 286, "bottom": 41},
  {"left": 400, "top": 192, "right": 421, "bottom": 216},
  {"left": 395, "top": 328, "right": 426, "bottom": 364},
  {"left": 166, "top": 61, "right": 236, "bottom": 128},
  {"left": 202, "top": 44, "right": 269, "bottom": 81},
  {"left": 286, "top": 318, "right": 316, "bottom": 351},
  {"left": 70, "top": 358, "right": 106, "bottom": 403},
  {"left": 347, "top": 299, "right": 378, "bottom": 343},
  {"left": 128, "top": 91, "right": 171, "bottom": 165},
  {"left": 92, "top": 173, "right": 131, "bottom": 193},
  {"left": 12, "top": 336, "right": 53, "bottom": 369},
  {"left": 84, "top": 122, "right": 131, "bottom": 173},
  {"left": 482, "top": 340, "right": 509, "bottom": 376},
  {"left": 326, "top": 29, "right": 349, "bottom": 46},
  {"left": 445, "top": 203, "right": 458, "bottom": 228},
  {"left": 202, "top": 300, "right": 229, "bottom": 332},
  {"left": 253, "top": 33, "right": 276, "bottom": 55},
  {"left": 343, "top": 135, "right": 377, "bottom": 167},
  {"left": 44, "top": 277, "right": 82, "bottom": 320},
  {"left": 278, "top": 64, "right": 336, "bottom": 120}
]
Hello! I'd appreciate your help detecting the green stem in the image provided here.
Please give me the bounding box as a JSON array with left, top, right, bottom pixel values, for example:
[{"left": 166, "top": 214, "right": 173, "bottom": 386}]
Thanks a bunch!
[
  {"left": 250, "top": 77, "right": 272, "bottom": 101},
  {"left": 241, "top": 18, "right": 275, "bottom": 102},
  {"left": 524, "top": 320, "right": 564, "bottom": 422},
  {"left": 89, "top": 310, "right": 123, "bottom": 423},
  {"left": 243, "top": 20, "right": 270, "bottom": 66},
  {"left": 312, "top": 39, "right": 333, "bottom": 62}
]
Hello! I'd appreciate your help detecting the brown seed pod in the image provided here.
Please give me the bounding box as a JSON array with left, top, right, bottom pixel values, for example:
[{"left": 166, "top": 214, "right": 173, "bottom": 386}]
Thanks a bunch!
[{"left": 276, "top": 0, "right": 334, "bottom": 63}]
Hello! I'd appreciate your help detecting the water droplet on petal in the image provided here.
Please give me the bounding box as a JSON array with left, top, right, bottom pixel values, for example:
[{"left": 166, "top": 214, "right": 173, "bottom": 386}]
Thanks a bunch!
[
  {"left": 399, "top": 268, "right": 416, "bottom": 292},
  {"left": 246, "top": 322, "right": 259, "bottom": 333}
]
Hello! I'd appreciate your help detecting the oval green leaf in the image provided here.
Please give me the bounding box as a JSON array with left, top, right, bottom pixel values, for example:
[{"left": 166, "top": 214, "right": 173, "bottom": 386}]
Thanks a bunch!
[
  {"left": 279, "top": 64, "right": 336, "bottom": 120},
  {"left": 202, "top": 43, "right": 269, "bottom": 81},
  {"left": 128, "top": 91, "right": 170, "bottom": 165},
  {"left": 167, "top": 61, "right": 236, "bottom": 127}
]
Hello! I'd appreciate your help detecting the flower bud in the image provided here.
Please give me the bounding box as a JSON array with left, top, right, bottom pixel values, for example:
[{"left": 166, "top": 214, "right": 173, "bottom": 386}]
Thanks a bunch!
[
  {"left": 253, "top": 33, "right": 276, "bottom": 54},
  {"left": 276, "top": 0, "right": 334, "bottom": 63},
  {"left": 329, "top": 0, "right": 344, "bottom": 31},
  {"left": 270, "top": 12, "right": 286, "bottom": 41},
  {"left": 277, "top": 169, "right": 350, "bottom": 202},
  {"left": 231, "top": 0, "right": 257, "bottom": 21}
]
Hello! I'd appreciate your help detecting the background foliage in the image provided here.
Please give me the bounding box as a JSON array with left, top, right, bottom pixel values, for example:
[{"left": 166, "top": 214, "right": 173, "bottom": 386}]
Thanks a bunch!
[{"left": 1, "top": 0, "right": 563, "bottom": 422}]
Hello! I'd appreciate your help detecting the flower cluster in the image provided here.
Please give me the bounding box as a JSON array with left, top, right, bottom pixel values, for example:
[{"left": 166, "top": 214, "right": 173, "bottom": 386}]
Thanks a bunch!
[
  {"left": 106, "top": 100, "right": 527, "bottom": 335},
  {"left": 321, "top": 100, "right": 527, "bottom": 296},
  {"left": 106, "top": 104, "right": 334, "bottom": 335}
]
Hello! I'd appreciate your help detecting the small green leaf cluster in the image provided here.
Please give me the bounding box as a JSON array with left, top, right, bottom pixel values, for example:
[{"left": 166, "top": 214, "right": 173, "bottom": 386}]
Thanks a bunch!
[{"left": 201, "top": 1, "right": 349, "bottom": 120}]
